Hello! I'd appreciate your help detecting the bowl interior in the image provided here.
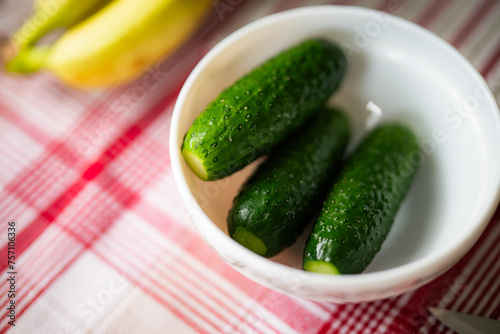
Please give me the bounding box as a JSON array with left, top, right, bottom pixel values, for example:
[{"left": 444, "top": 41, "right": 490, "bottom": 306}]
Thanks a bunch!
[{"left": 172, "top": 6, "right": 500, "bottom": 286}]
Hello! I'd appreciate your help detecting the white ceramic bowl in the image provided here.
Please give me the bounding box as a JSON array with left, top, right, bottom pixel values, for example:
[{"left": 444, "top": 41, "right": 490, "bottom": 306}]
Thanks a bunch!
[{"left": 170, "top": 6, "right": 500, "bottom": 303}]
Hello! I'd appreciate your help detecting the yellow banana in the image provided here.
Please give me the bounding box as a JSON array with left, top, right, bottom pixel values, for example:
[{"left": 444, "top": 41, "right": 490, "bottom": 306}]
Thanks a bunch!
[
  {"left": 9, "top": 0, "right": 112, "bottom": 51},
  {"left": 5, "top": 0, "right": 213, "bottom": 88}
]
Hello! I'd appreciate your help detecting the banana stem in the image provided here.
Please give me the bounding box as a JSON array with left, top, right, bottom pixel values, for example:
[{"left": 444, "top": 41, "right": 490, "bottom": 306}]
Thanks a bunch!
[
  {"left": 12, "top": 15, "right": 60, "bottom": 51},
  {"left": 4, "top": 45, "right": 51, "bottom": 73}
]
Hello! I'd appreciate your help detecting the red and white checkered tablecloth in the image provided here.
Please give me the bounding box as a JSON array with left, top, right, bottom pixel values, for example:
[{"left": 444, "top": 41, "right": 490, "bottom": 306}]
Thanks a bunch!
[{"left": 0, "top": 0, "right": 499, "bottom": 333}]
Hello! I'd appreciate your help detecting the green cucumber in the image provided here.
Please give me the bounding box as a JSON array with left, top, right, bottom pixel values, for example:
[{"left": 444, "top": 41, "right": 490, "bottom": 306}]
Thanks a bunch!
[
  {"left": 181, "top": 39, "right": 347, "bottom": 180},
  {"left": 228, "top": 108, "right": 350, "bottom": 257},
  {"left": 303, "top": 124, "right": 420, "bottom": 274}
]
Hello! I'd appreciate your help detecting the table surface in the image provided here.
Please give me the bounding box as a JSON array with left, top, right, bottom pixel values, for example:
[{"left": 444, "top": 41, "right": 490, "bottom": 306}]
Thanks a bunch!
[{"left": 0, "top": 0, "right": 499, "bottom": 333}]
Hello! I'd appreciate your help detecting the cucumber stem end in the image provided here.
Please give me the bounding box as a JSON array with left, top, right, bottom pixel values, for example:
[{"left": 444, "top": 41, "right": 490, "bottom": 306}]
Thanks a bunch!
[
  {"left": 182, "top": 149, "right": 208, "bottom": 180},
  {"left": 303, "top": 260, "right": 340, "bottom": 275},
  {"left": 232, "top": 227, "right": 267, "bottom": 256}
]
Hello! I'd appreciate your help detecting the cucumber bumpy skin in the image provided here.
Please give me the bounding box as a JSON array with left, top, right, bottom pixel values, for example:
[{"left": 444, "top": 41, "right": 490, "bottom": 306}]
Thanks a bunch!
[
  {"left": 228, "top": 108, "right": 350, "bottom": 257},
  {"left": 303, "top": 124, "right": 420, "bottom": 274},
  {"left": 181, "top": 39, "right": 347, "bottom": 180}
]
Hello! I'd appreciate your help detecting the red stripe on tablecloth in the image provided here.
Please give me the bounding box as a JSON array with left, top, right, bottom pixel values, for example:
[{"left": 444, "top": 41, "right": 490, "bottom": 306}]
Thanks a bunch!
[
  {"left": 0, "top": 251, "right": 85, "bottom": 334},
  {"left": 480, "top": 41, "right": 500, "bottom": 76},
  {"left": 76, "top": 219, "right": 224, "bottom": 330},
  {"left": 387, "top": 307, "right": 411, "bottom": 333},
  {"left": 58, "top": 165, "right": 246, "bottom": 333},
  {"left": 0, "top": 87, "right": 176, "bottom": 272},
  {"left": 386, "top": 293, "right": 421, "bottom": 332},
  {"left": 424, "top": 223, "right": 500, "bottom": 333},
  {"left": 42, "top": 77, "right": 91, "bottom": 106},
  {"left": 392, "top": 220, "right": 500, "bottom": 332},
  {"left": 330, "top": 304, "right": 359, "bottom": 334},
  {"left": 132, "top": 201, "right": 251, "bottom": 296},
  {"left": 380, "top": 298, "right": 407, "bottom": 333},
  {"left": 321, "top": 299, "right": 387, "bottom": 334},
  {"left": 92, "top": 240, "right": 217, "bottom": 333},
  {"left": 0, "top": 142, "right": 29, "bottom": 180},
  {"left": 1, "top": 172, "right": 97, "bottom": 269},
  {"left": 63, "top": 142, "right": 168, "bottom": 246},
  {"left": 181, "top": 235, "right": 312, "bottom": 333},
  {"left": 0, "top": 228, "right": 87, "bottom": 330},
  {"left": 11, "top": 72, "right": 92, "bottom": 107},
  {"left": 126, "top": 210, "right": 254, "bottom": 331},
  {"left": 76, "top": 118, "right": 328, "bottom": 332},
  {"left": 0, "top": 133, "right": 169, "bottom": 326},
  {"left": 391, "top": 306, "right": 427, "bottom": 333},
  {"left": 0, "top": 129, "right": 157, "bottom": 314},
  {"left": 1, "top": 5, "right": 249, "bottom": 330},
  {"left": 316, "top": 280, "right": 415, "bottom": 332},
  {"left": 362, "top": 300, "right": 391, "bottom": 333},
  {"left": 376, "top": 0, "right": 394, "bottom": 12},
  {"left": 321, "top": 305, "right": 351, "bottom": 334},
  {"left": 341, "top": 301, "right": 382, "bottom": 334},
  {"left": 0, "top": 93, "right": 177, "bottom": 333},
  {"left": 2, "top": 1, "right": 496, "bottom": 332},
  {"left": 0, "top": 231, "right": 82, "bottom": 331},
  {"left": 487, "top": 293, "right": 500, "bottom": 319},
  {"left": 416, "top": 0, "right": 452, "bottom": 28},
  {"left": 113, "top": 225, "right": 235, "bottom": 331},
  {"left": 316, "top": 310, "right": 338, "bottom": 334},
  {"left": 118, "top": 191, "right": 301, "bottom": 333},
  {"left": 0, "top": 86, "right": 125, "bottom": 219},
  {"left": 0, "top": 102, "right": 53, "bottom": 146},
  {"left": 470, "top": 254, "right": 500, "bottom": 316},
  {"left": 182, "top": 241, "right": 290, "bottom": 332},
  {"left": 451, "top": 0, "right": 498, "bottom": 49},
  {"left": 0, "top": 76, "right": 91, "bottom": 122},
  {"left": 0, "top": 0, "right": 243, "bottom": 222},
  {"left": 21, "top": 242, "right": 214, "bottom": 334},
  {"left": 0, "top": 228, "right": 75, "bottom": 306},
  {"left": 116, "top": 200, "right": 283, "bottom": 333},
  {"left": 450, "top": 231, "right": 500, "bottom": 313},
  {"left": 0, "top": 30, "right": 179, "bottom": 221},
  {"left": 315, "top": 300, "right": 337, "bottom": 314},
  {"left": 2, "top": 241, "right": 212, "bottom": 334},
  {"left": 271, "top": 0, "right": 307, "bottom": 14},
  {"left": 132, "top": 198, "right": 184, "bottom": 236}
]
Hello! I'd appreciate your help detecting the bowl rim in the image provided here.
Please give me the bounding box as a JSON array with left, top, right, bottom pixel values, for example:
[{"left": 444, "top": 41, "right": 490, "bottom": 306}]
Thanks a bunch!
[{"left": 170, "top": 5, "right": 500, "bottom": 294}]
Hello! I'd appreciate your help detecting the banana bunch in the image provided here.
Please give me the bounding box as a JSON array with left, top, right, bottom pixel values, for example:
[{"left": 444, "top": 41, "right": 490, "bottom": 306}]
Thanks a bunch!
[{"left": 2, "top": 0, "right": 213, "bottom": 88}]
